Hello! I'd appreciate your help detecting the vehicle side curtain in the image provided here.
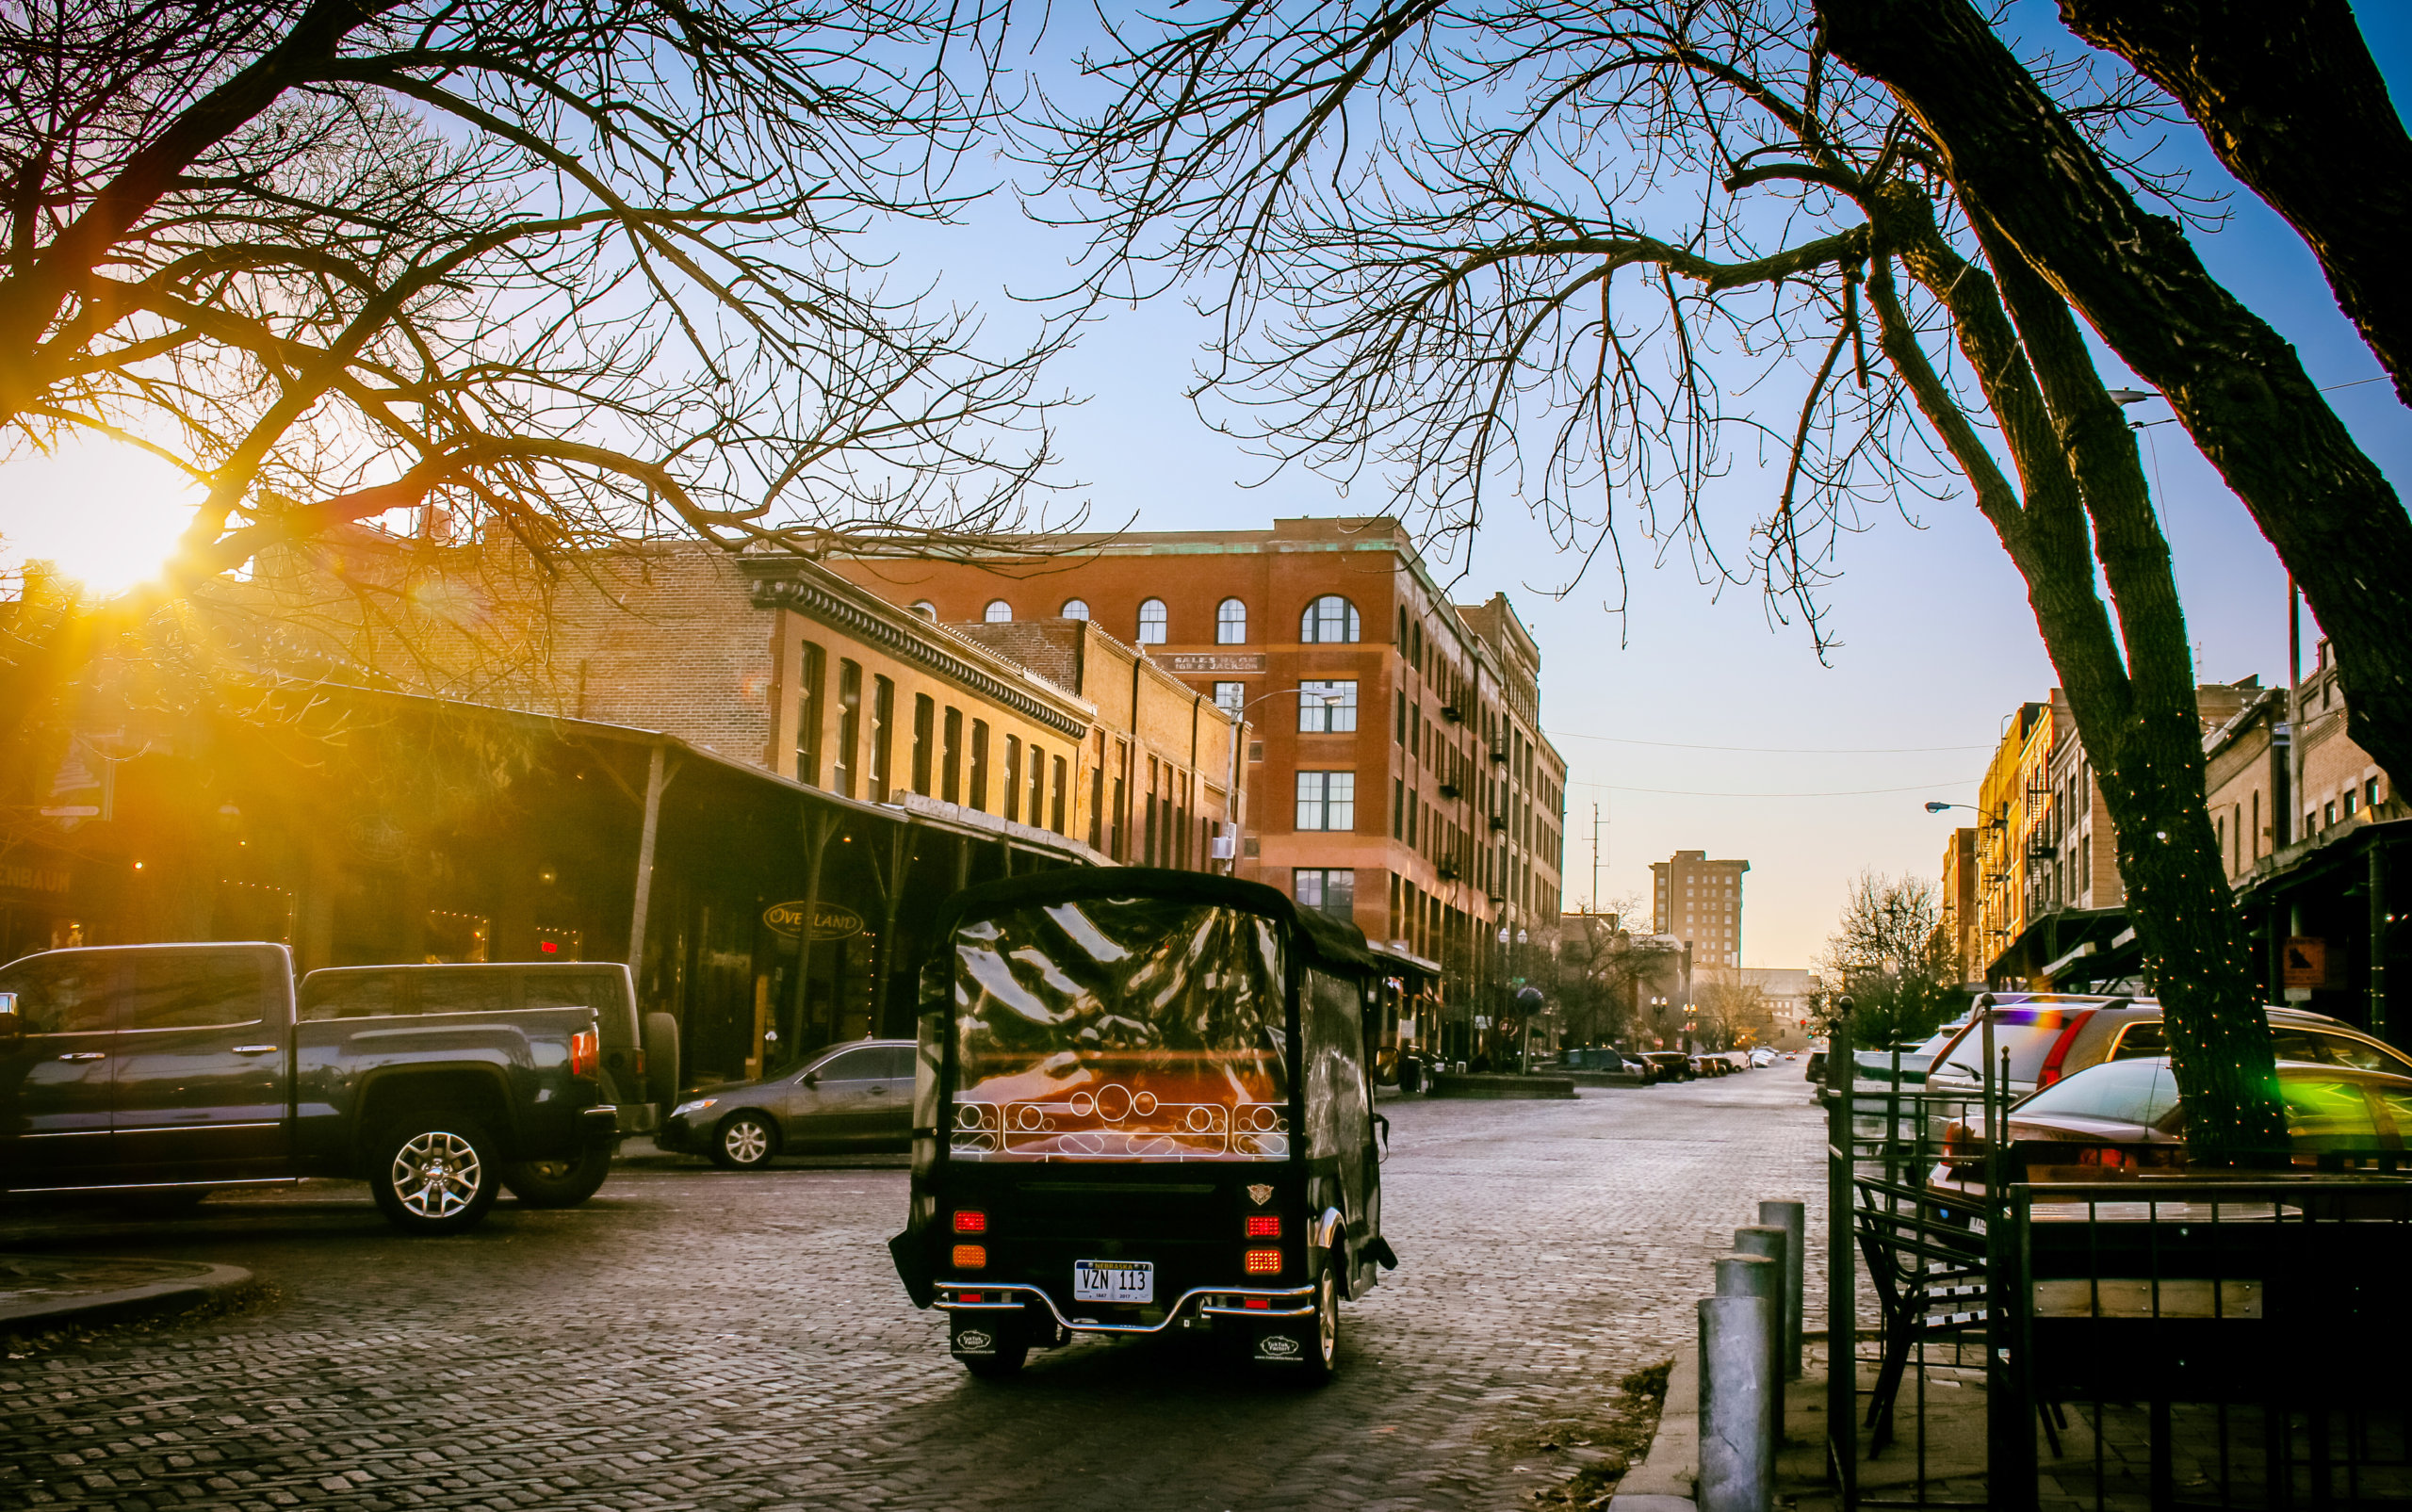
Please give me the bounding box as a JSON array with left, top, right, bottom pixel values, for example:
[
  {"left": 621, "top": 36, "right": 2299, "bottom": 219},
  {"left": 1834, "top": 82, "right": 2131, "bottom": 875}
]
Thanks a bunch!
[{"left": 1303, "top": 967, "right": 1371, "bottom": 1219}]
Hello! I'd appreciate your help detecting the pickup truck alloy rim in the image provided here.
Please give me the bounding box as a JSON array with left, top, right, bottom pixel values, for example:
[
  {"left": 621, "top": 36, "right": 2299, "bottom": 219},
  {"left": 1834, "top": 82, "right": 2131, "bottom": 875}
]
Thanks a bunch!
[
  {"left": 725, "top": 1118, "right": 769, "bottom": 1164},
  {"left": 393, "top": 1131, "right": 482, "bottom": 1218}
]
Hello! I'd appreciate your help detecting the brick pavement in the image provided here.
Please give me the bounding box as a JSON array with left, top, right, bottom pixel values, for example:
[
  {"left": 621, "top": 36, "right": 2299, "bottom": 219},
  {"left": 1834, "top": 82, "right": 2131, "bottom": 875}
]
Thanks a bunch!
[{"left": 0, "top": 1068, "right": 1826, "bottom": 1511}]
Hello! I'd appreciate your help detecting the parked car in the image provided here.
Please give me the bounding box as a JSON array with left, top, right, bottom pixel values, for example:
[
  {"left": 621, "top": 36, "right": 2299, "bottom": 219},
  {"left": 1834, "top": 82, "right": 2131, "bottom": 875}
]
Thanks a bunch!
[
  {"left": 1750, "top": 1048, "right": 1779, "bottom": 1068},
  {"left": 660, "top": 1038, "right": 917, "bottom": 1167},
  {"left": 1927, "top": 1055, "right": 2412, "bottom": 1201},
  {"left": 1853, "top": 1020, "right": 1969, "bottom": 1086},
  {"left": 1804, "top": 1044, "right": 1829, "bottom": 1082},
  {"left": 1641, "top": 1051, "right": 1693, "bottom": 1082},
  {"left": 1920, "top": 997, "right": 2410, "bottom": 1106},
  {"left": 0, "top": 943, "right": 623, "bottom": 1232}
]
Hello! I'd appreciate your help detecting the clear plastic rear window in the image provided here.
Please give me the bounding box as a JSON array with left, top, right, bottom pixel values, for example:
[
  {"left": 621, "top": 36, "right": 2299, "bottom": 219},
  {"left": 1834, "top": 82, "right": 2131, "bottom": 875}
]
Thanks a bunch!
[{"left": 949, "top": 897, "right": 1289, "bottom": 1162}]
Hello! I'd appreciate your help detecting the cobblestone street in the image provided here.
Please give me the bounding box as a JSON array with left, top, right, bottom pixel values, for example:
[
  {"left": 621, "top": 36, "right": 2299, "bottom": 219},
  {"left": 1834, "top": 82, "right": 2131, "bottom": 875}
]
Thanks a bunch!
[{"left": 2, "top": 1069, "right": 1824, "bottom": 1511}]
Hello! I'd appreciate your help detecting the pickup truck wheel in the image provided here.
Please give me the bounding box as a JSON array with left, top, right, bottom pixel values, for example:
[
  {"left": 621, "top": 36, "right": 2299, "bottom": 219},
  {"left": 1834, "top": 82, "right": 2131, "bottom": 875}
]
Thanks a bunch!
[
  {"left": 371, "top": 1116, "right": 501, "bottom": 1235},
  {"left": 502, "top": 1143, "right": 612, "bottom": 1208},
  {"left": 709, "top": 1111, "right": 778, "bottom": 1170}
]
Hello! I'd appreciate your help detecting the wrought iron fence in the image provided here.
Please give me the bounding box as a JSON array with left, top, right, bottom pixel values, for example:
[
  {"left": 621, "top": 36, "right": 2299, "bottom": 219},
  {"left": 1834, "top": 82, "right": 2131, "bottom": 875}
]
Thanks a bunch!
[{"left": 1825, "top": 1006, "right": 2412, "bottom": 1511}]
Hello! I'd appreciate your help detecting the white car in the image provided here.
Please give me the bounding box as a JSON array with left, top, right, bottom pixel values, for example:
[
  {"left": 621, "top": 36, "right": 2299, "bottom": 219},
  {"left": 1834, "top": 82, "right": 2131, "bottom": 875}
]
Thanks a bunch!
[{"left": 1749, "top": 1048, "right": 1779, "bottom": 1068}]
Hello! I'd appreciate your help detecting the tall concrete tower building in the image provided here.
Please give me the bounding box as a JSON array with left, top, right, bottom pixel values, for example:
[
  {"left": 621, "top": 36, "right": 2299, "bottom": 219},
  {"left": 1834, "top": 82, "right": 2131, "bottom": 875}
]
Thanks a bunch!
[{"left": 1651, "top": 850, "right": 1751, "bottom": 967}]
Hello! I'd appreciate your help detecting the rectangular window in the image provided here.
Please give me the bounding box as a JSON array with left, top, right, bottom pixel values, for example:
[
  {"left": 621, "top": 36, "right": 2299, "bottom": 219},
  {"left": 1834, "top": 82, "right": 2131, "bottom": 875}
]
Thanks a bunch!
[
  {"left": 1214, "top": 681, "right": 1246, "bottom": 714},
  {"left": 2345, "top": 785, "right": 2361, "bottom": 818},
  {"left": 969, "top": 720, "right": 991, "bottom": 811},
  {"left": 1029, "top": 744, "right": 1048, "bottom": 831},
  {"left": 1392, "top": 777, "right": 1404, "bottom": 838},
  {"left": 942, "top": 707, "right": 963, "bottom": 804},
  {"left": 1410, "top": 709, "right": 1420, "bottom": 757},
  {"left": 1296, "top": 771, "right": 1355, "bottom": 831},
  {"left": 1299, "top": 680, "right": 1358, "bottom": 733},
  {"left": 1294, "top": 869, "right": 1358, "bottom": 924},
  {"left": 912, "top": 694, "right": 935, "bottom": 794},
  {"left": 795, "top": 639, "right": 827, "bottom": 786},
  {"left": 1002, "top": 736, "right": 1021, "bottom": 821},
  {"left": 869, "top": 675, "right": 894, "bottom": 802},
  {"left": 1089, "top": 765, "right": 1105, "bottom": 849},
  {"left": 1395, "top": 690, "right": 1407, "bottom": 743},
  {"left": 1051, "top": 756, "right": 1067, "bottom": 834},
  {"left": 2371, "top": 776, "right": 2387, "bottom": 809},
  {"left": 1407, "top": 791, "right": 1418, "bottom": 846},
  {"left": 833, "top": 658, "right": 862, "bottom": 797}
]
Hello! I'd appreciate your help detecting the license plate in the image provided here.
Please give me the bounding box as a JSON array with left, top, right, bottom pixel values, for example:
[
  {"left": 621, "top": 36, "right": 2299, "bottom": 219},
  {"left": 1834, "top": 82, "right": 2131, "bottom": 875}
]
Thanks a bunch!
[{"left": 1072, "top": 1260, "right": 1154, "bottom": 1304}]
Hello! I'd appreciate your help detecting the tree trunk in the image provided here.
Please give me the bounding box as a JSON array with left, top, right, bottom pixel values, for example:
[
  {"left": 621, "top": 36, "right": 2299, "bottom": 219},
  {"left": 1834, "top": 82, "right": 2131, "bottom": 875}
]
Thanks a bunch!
[
  {"left": 2060, "top": 0, "right": 2412, "bottom": 410},
  {"left": 1866, "top": 187, "right": 2286, "bottom": 1159},
  {"left": 1819, "top": 0, "right": 2412, "bottom": 805}
]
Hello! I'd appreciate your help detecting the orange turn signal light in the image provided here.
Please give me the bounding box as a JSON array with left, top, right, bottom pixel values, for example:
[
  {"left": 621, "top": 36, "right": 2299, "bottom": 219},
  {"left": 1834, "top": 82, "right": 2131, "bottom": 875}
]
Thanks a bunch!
[
  {"left": 1244, "top": 1247, "right": 1282, "bottom": 1275},
  {"left": 952, "top": 1244, "right": 987, "bottom": 1269},
  {"left": 1244, "top": 1214, "right": 1280, "bottom": 1238},
  {"left": 953, "top": 1210, "right": 987, "bottom": 1233}
]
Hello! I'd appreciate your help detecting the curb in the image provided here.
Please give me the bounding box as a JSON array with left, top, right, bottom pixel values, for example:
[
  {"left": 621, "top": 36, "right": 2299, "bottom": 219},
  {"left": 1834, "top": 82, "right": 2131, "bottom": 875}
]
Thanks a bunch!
[
  {"left": 1608, "top": 1326, "right": 1699, "bottom": 1510},
  {"left": 1427, "top": 1072, "right": 1577, "bottom": 1099},
  {"left": 0, "top": 1256, "right": 254, "bottom": 1332}
]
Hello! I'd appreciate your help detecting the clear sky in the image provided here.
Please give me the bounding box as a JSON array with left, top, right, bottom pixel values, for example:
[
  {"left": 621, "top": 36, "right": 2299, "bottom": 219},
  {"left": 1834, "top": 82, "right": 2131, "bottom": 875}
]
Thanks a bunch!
[{"left": 901, "top": 2, "right": 2412, "bottom": 968}]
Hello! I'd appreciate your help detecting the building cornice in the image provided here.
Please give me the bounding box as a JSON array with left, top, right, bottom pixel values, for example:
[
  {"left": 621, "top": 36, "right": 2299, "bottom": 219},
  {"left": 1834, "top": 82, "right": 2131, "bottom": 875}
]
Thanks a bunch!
[{"left": 745, "top": 566, "right": 1093, "bottom": 741}]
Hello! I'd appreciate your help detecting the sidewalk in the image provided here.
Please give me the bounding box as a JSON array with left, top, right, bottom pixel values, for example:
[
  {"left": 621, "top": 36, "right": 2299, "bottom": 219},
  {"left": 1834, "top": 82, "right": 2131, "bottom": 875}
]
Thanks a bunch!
[{"left": 0, "top": 1254, "right": 253, "bottom": 1333}]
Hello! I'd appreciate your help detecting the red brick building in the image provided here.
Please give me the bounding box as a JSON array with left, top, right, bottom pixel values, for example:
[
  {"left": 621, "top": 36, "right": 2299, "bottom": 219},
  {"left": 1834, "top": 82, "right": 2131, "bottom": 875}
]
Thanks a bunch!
[{"left": 832, "top": 516, "right": 1570, "bottom": 1055}]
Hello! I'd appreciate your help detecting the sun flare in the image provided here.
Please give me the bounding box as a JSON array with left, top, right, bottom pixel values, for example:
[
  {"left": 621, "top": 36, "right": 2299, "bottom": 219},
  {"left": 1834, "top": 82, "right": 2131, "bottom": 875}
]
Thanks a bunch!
[{"left": 0, "top": 439, "right": 203, "bottom": 597}]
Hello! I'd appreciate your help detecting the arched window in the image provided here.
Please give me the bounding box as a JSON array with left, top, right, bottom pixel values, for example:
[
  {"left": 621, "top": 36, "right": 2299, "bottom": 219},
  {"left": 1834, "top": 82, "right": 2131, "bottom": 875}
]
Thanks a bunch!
[
  {"left": 984, "top": 600, "right": 1013, "bottom": 623},
  {"left": 909, "top": 600, "right": 937, "bottom": 620},
  {"left": 1397, "top": 607, "right": 1409, "bottom": 647},
  {"left": 1300, "top": 594, "right": 1361, "bottom": 643},
  {"left": 1137, "top": 598, "right": 1168, "bottom": 644},
  {"left": 1060, "top": 598, "right": 1090, "bottom": 621},
  {"left": 1216, "top": 597, "right": 1247, "bottom": 643}
]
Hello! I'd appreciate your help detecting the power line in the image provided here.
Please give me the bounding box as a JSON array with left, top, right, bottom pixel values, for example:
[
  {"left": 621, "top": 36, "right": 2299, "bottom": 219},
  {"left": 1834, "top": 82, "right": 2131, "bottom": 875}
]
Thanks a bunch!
[
  {"left": 1546, "top": 729, "right": 1991, "bottom": 756},
  {"left": 1564, "top": 776, "right": 1979, "bottom": 799}
]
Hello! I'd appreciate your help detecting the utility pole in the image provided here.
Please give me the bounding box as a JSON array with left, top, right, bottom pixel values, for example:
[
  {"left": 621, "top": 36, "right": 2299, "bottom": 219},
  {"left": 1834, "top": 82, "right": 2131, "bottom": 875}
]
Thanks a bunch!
[{"left": 1590, "top": 801, "right": 1602, "bottom": 915}]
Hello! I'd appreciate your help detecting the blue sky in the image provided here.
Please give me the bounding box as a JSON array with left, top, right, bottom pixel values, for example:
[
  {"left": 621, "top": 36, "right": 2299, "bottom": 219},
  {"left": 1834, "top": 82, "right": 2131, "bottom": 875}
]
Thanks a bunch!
[{"left": 907, "top": 3, "right": 2412, "bottom": 967}]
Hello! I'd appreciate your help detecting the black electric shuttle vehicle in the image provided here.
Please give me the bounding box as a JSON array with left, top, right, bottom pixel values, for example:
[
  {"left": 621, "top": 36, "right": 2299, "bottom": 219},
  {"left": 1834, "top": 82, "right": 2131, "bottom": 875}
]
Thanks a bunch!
[{"left": 889, "top": 869, "right": 1398, "bottom": 1381}]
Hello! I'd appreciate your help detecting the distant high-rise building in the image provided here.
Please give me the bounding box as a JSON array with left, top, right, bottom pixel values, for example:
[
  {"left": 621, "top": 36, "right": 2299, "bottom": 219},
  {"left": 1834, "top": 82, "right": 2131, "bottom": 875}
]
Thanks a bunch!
[{"left": 1650, "top": 850, "right": 1750, "bottom": 967}]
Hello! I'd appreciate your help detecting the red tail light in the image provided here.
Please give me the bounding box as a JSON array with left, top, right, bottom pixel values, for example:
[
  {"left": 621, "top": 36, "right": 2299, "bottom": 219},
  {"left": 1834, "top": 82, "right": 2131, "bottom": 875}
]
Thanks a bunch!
[
  {"left": 1245, "top": 1214, "right": 1281, "bottom": 1238},
  {"left": 1244, "top": 1248, "right": 1282, "bottom": 1275},
  {"left": 1940, "top": 1118, "right": 1985, "bottom": 1173},
  {"left": 952, "top": 1244, "right": 987, "bottom": 1269},
  {"left": 2036, "top": 1010, "right": 2098, "bottom": 1087},
  {"left": 2076, "top": 1146, "right": 2132, "bottom": 1168},
  {"left": 953, "top": 1210, "right": 987, "bottom": 1234},
  {"left": 959, "top": 1292, "right": 984, "bottom": 1303},
  {"left": 635, "top": 1049, "right": 647, "bottom": 1077},
  {"left": 568, "top": 1030, "right": 599, "bottom": 1080},
  {"left": 1243, "top": 1297, "right": 1271, "bottom": 1309}
]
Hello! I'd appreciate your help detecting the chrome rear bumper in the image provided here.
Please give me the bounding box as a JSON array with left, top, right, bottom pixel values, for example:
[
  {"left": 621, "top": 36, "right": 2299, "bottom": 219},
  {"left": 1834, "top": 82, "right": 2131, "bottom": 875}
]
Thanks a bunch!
[{"left": 935, "top": 1280, "right": 1314, "bottom": 1335}]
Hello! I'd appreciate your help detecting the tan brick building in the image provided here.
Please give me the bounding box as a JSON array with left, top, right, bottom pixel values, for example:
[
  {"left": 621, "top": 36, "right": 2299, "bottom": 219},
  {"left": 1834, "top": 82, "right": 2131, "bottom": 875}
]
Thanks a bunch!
[
  {"left": 1649, "top": 851, "right": 1750, "bottom": 967},
  {"left": 829, "top": 515, "right": 1569, "bottom": 1057}
]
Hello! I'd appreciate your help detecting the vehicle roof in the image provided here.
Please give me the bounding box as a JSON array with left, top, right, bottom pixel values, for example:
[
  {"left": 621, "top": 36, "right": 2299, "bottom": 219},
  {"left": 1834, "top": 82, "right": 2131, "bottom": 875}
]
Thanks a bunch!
[
  {"left": 1977, "top": 993, "right": 2345, "bottom": 1030},
  {"left": 2046, "top": 1055, "right": 2412, "bottom": 1092},
  {"left": 937, "top": 866, "right": 1385, "bottom": 974}
]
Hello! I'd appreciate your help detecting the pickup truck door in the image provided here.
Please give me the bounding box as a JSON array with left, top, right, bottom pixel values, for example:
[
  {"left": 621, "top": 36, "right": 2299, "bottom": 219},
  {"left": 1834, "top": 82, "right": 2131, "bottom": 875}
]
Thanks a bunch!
[
  {"left": 0, "top": 949, "right": 119, "bottom": 1187},
  {"left": 109, "top": 946, "right": 292, "bottom": 1183}
]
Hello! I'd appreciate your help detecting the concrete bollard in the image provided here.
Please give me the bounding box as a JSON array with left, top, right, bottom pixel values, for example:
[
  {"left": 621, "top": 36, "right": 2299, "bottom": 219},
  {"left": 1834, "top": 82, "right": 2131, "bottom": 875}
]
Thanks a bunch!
[
  {"left": 1757, "top": 1199, "right": 1806, "bottom": 1380},
  {"left": 1733, "top": 1227, "right": 1788, "bottom": 1439},
  {"left": 1699, "top": 1293, "right": 1775, "bottom": 1512}
]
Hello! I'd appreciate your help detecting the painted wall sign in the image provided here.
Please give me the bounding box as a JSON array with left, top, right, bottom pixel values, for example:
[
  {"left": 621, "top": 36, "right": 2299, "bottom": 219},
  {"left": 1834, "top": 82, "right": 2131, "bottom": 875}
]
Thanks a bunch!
[
  {"left": 764, "top": 900, "right": 868, "bottom": 941},
  {"left": 1164, "top": 653, "right": 1268, "bottom": 674}
]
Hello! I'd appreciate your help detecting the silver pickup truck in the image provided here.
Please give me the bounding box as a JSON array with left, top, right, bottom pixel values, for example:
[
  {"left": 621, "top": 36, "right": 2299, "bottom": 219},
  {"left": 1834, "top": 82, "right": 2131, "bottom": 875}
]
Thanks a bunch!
[{"left": 0, "top": 944, "right": 676, "bottom": 1234}]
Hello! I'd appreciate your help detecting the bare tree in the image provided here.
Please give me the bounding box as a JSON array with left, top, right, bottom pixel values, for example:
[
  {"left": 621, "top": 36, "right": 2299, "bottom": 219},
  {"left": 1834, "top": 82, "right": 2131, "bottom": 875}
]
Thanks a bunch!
[
  {"left": 1, "top": 0, "right": 1070, "bottom": 740},
  {"left": 1039, "top": 0, "right": 2286, "bottom": 1154},
  {"left": 1820, "top": 0, "right": 2412, "bottom": 800},
  {"left": 1814, "top": 870, "right": 1964, "bottom": 1049},
  {"left": 2057, "top": 0, "right": 2412, "bottom": 411},
  {"left": 1550, "top": 901, "right": 1679, "bottom": 1049}
]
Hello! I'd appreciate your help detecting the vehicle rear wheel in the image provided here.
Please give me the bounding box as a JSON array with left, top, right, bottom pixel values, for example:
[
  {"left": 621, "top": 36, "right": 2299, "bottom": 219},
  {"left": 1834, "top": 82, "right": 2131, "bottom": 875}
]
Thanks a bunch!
[
  {"left": 502, "top": 1143, "right": 612, "bottom": 1208},
  {"left": 370, "top": 1115, "right": 501, "bottom": 1235},
  {"left": 1283, "top": 1265, "right": 1343, "bottom": 1385},
  {"left": 709, "top": 1111, "right": 778, "bottom": 1170}
]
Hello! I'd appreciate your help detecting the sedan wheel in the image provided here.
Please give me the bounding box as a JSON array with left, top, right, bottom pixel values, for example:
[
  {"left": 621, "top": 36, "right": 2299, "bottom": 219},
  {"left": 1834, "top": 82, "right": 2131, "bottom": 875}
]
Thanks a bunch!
[{"left": 711, "top": 1112, "right": 778, "bottom": 1170}]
